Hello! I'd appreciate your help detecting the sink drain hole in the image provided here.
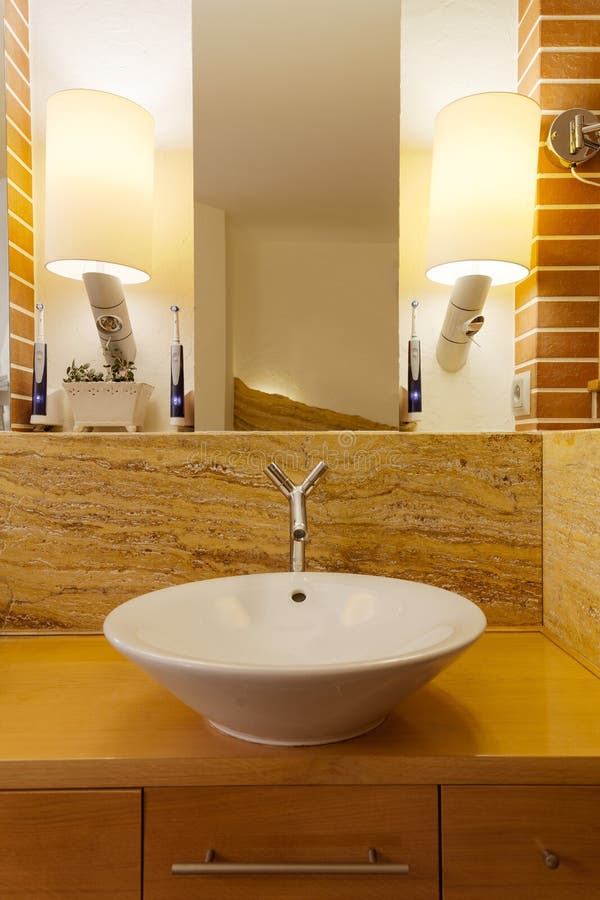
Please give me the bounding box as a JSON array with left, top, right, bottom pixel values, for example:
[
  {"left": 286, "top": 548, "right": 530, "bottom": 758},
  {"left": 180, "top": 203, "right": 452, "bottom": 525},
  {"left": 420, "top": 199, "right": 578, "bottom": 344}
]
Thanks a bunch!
[{"left": 291, "top": 591, "right": 306, "bottom": 603}]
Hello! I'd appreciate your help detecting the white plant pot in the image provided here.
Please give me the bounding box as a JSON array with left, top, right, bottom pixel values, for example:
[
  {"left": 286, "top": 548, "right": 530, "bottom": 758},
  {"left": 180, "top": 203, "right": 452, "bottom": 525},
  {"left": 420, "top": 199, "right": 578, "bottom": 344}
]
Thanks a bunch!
[{"left": 63, "top": 382, "right": 154, "bottom": 433}]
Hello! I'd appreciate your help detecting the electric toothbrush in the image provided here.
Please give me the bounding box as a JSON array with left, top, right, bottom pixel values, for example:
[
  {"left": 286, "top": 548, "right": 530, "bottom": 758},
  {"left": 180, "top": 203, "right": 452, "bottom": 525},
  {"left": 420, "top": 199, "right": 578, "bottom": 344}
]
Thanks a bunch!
[
  {"left": 31, "top": 302, "right": 47, "bottom": 416},
  {"left": 407, "top": 299, "right": 422, "bottom": 421},
  {"left": 169, "top": 304, "right": 185, "bottom": 422}
]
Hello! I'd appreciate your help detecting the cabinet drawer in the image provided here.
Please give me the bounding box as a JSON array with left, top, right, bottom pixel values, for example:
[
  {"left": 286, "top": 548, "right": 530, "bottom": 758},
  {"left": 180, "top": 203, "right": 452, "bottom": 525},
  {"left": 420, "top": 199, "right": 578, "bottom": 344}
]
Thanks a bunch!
[
  {"left": 0, "top": 789, "right": 141, "bottom": 900},
  {"left": 144, "top": 785, "right": 438, "bottom": 899},
  {"left": 442, "top": 786, "right": 600, "bottom": 900}
]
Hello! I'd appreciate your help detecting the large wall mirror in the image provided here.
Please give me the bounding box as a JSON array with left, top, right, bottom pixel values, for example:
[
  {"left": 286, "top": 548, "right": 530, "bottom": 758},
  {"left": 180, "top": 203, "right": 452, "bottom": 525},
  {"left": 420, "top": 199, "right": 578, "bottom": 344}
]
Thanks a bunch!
[{"left": 4, "top": 0, "right": 518, "bottom": 433}]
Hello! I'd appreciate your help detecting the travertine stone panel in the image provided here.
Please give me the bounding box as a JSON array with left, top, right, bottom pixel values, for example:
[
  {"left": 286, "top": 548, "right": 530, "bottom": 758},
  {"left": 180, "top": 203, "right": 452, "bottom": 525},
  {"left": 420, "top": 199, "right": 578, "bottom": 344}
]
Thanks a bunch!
[
  {"left": 543, "top": 431, "right": 600, "bottom": 668},
  {"left": 0, "top": 432, "right": 542, "bottom": 632},
  {"left": 233, "top": 378, "right": 397, "bottom": 431}
]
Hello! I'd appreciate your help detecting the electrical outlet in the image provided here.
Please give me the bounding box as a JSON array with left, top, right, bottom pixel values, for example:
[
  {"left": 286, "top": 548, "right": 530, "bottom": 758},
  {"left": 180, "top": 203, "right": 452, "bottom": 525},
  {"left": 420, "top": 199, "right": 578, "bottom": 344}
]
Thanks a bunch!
[{"left": 511, "top": 371, "right": 531, "bottom": 417}]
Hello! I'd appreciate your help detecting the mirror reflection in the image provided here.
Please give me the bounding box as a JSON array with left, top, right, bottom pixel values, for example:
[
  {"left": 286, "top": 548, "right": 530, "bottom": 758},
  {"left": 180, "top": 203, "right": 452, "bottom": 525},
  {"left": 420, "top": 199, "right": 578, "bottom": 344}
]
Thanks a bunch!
[
  {"left": 192, "top": 0, "right": 400, "bottom": 430},
  {"left": 399, "top": 0, "right": 519, "bottom": 433},
  {"left": 4, "top": 0, "right": 520, "bottom": 433},
  {"left": 25, "top": 0, "right": 400, "bottom": 434},
  {"left": 30, "top": 0, "right": 194, "bottom": 434}
]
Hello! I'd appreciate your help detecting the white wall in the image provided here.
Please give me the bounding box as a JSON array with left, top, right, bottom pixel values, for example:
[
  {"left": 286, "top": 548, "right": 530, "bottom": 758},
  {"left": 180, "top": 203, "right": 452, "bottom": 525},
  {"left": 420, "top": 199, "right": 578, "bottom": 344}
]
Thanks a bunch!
[
  {"left": 399, "top": 147, "right": 515, "bottom": 433},
  {"left": 229, "top": 229, "right": 399, "bottom": 427},
  {"left": 34, "top": 149, "right": 195, "bottom": 432},
  {"left": 194, "top": 203, "right": 231, "bottom": 430}
]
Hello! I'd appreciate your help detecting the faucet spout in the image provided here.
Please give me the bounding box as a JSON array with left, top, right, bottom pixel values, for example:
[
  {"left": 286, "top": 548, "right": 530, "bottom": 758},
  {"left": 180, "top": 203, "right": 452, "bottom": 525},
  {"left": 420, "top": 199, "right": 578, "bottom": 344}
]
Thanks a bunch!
[
  {"left": 265, "top": 462, "right": 294, "bottom": 496},
  {"left": 301, "top": 460, "right": 328, "bottom": 495},
  {"left": 290, "top": 488, "right": 307, "bottom": 540},
  {"left": 264, "top": 460, "right": 328, "bottom": 572}
]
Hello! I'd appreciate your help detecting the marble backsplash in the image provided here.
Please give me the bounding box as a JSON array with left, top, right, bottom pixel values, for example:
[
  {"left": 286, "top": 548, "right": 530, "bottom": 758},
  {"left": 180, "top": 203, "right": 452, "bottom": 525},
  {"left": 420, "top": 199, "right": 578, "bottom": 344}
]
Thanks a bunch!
[
  {"left": 543, "top": 430, "right": 600, "bottom": 669},
  {"left": 0, "top": 432, "right": 542, "bottom": 632}
]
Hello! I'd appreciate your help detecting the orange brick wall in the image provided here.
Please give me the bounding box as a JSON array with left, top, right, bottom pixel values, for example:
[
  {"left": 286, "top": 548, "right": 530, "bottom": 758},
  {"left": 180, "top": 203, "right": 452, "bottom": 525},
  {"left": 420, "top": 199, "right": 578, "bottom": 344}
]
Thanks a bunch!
[
  {"left": 516, "top": 0, "right": 600, "bottom": 430},
  {"left": 4, "top": 0, "right": 33, "bottom": 429}
]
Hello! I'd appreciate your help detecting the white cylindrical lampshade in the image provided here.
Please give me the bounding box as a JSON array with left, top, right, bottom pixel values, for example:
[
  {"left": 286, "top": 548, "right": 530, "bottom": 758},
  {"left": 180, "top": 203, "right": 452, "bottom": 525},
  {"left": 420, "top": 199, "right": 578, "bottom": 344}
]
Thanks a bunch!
[
  {"left": 44, "top": 89, "right": 154, "bottom": 284},
  {"left": 426, "top": 92, "right": 540, "bottom": 286}
]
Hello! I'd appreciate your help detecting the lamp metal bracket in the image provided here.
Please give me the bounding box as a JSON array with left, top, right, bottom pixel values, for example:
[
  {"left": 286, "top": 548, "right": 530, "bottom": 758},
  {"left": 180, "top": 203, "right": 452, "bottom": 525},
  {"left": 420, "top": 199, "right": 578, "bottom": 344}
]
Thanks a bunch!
[{"left": 547, "top": 108, "right": 600, "bottom": 167}]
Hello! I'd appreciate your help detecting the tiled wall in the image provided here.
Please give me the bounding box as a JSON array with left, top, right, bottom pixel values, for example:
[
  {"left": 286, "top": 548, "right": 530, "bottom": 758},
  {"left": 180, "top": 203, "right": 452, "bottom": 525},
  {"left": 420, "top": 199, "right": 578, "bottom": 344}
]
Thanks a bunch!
[
  {"left": 516, "top": 0, "right": 600, "bottom": 431},
  {"left": 543, "top": 429, "right": 600, "bottom": 670},
  {"left": 0, "top": 432, "right": 543, "bottom": 632},
  {"left": 3, "top": 0, "right": 33, "bottom": 429}
]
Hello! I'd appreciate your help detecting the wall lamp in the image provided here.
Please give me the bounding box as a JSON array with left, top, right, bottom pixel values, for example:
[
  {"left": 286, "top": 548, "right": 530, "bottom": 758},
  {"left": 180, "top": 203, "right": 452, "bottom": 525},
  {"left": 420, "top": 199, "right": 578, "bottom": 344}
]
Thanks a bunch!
[
  {"left": 44, "top": 90, "right": 154, "bottom": 365},
  {"left": 425, "top": 92, "right": 541, "bottom": 372}
]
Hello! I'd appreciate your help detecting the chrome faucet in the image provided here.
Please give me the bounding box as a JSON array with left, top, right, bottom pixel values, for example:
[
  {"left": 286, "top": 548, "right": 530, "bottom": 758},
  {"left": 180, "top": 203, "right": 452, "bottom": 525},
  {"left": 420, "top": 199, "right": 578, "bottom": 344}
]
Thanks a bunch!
[{"left": 265, "top": 460, "right": 328, "bottom": 572}]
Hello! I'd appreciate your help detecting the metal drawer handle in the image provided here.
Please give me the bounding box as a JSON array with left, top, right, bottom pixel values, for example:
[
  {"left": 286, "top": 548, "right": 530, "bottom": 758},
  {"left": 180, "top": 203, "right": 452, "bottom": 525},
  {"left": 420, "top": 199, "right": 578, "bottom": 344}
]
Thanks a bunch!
[{"left": 172, "top": 847, "right": 409, "bottom": 876}]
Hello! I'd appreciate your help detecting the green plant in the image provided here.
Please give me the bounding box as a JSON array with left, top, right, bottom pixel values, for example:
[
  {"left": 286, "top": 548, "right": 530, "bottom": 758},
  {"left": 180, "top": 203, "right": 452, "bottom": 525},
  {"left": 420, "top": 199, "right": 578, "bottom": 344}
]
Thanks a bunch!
[
  {"left": 64, "top": 355, "right": 136, "bottom": 383},
  {"left": 64, "top": 360, "right": 104, "bottom": 383},
  {"left": 106, "top": 356, "right": 136, "bottom": 382}
]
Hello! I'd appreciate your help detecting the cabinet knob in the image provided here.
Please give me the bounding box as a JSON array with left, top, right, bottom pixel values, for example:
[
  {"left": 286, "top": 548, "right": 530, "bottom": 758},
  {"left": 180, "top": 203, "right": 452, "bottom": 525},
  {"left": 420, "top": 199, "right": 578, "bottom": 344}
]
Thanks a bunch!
[{"left": 543, "top": 849, "right": 560, "bottom": 870}]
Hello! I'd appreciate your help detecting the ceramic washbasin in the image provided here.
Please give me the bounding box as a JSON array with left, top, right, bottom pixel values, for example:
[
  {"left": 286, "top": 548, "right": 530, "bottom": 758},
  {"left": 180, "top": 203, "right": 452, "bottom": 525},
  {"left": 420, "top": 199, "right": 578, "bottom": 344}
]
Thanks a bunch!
[{"left": 103, "top": 572, "right": 487, "bottom": 746}]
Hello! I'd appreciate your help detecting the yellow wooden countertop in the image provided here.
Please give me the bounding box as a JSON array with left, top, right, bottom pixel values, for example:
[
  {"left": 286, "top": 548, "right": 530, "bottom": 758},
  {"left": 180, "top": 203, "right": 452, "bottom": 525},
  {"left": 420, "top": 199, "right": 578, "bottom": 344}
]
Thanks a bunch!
[{"left": 1, "top": 631, "right": 599, "bottom": 789}]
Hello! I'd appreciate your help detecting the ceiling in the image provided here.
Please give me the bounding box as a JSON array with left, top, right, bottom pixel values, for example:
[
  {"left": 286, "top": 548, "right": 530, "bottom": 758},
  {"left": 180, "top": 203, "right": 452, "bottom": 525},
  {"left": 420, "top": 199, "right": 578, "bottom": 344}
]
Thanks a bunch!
[
  {"left": 192, "top": 0, "right": 401, "bottom": 236},
  {"left": 29, "top": 1, "right": 516, "bottom": 237}
]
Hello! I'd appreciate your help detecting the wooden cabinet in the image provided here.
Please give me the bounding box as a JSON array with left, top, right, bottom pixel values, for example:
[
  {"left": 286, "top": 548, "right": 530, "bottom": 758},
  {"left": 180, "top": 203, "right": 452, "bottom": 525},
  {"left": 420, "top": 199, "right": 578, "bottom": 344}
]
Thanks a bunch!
[
  {"left": 143, "top": 785, "right": 439, "bottom": 900},
  {"left": 0, "top": 789, "right": 141, "bottom": 900},
  {"left": 442, "top": 786, "right": 600, "bottom": 900},
  {"left": 2, "top": 784, "right": 599, "bottom": 899}
]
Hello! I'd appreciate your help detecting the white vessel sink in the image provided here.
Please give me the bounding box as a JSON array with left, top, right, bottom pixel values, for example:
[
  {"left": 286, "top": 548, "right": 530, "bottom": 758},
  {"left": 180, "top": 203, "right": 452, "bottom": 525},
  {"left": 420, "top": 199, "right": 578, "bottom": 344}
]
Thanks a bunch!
[{"left": 103, "top": 572, "right": 486, "bottom": 746}]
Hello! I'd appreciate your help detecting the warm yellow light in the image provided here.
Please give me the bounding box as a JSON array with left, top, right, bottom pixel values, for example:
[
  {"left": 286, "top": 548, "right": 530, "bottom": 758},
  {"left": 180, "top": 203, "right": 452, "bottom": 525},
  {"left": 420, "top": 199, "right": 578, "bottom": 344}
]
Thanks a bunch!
[
  {"left": 426, "top": 92, "right": 540, "bottom": 286},
  {"left": 44, "top": 90, "right": 154, "bottom": 284}
]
